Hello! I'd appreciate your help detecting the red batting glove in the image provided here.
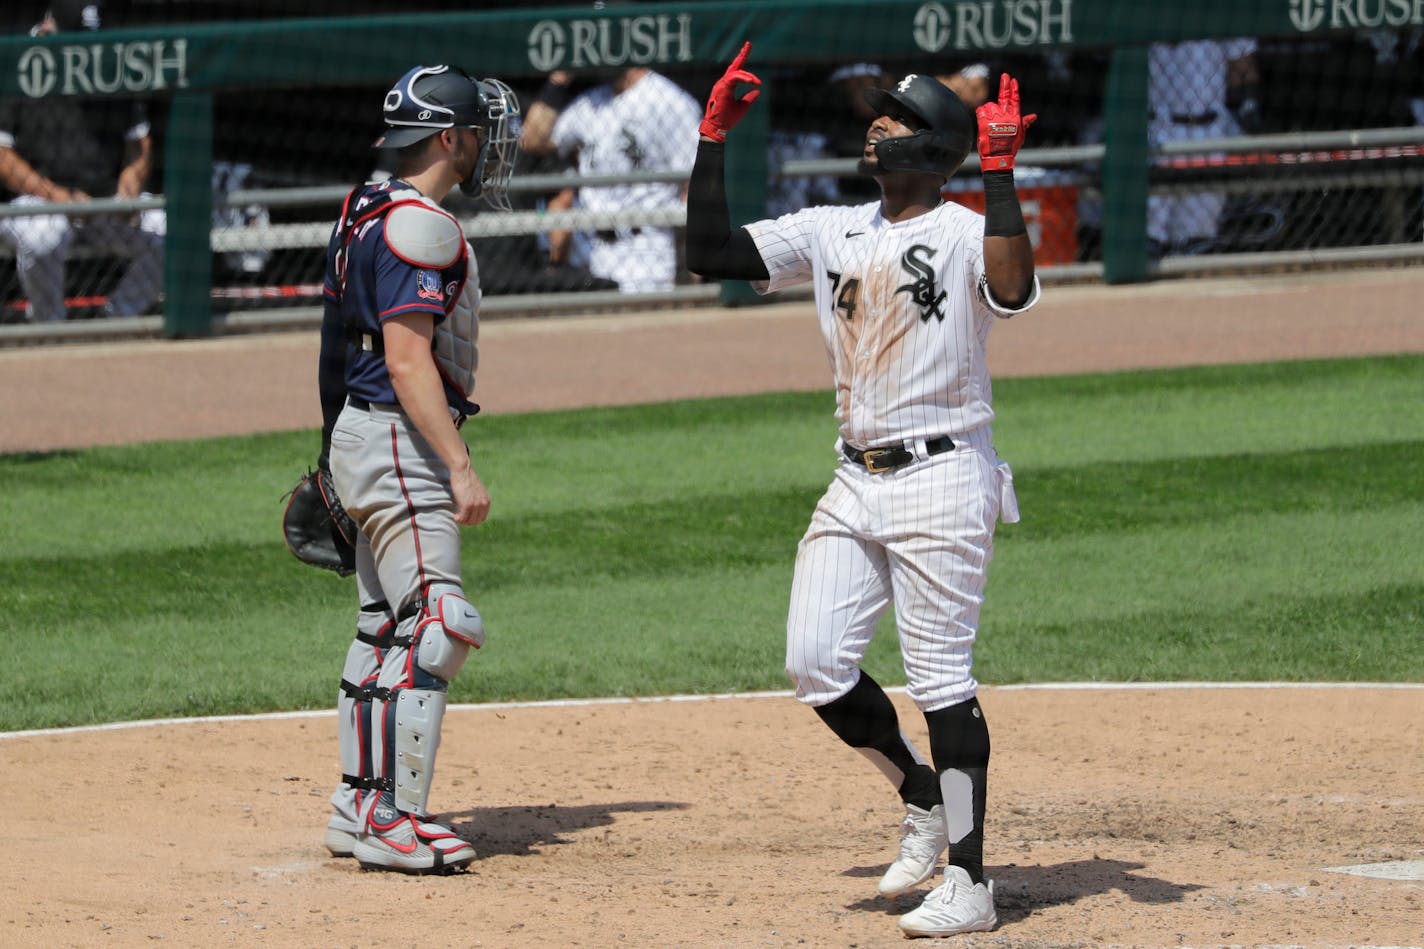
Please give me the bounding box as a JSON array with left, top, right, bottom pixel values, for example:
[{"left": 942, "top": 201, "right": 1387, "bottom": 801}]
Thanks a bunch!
[
  {"left": 976, "top": 73, "right": 1037, "bottom": 172},
  {"left": 699, "top": 41, "right": 761, "bottom": 142}
]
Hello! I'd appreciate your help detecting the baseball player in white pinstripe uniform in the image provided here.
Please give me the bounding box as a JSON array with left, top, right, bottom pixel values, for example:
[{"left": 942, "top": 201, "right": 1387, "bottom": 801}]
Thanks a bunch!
[{"left": 687, "top": 44, "right": 1038, "bottom": 937}]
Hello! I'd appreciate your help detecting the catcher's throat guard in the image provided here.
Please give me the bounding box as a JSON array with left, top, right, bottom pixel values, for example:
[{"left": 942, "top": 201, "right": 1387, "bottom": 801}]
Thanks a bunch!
[{"left": 282, "top": 467, "right": 358, "bottom": 576}]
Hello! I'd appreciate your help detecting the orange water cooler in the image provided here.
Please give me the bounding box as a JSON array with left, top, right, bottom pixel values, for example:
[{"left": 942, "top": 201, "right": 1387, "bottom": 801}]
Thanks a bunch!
[{"left": 942, "top": 170, "right": 1079, "bottom": 265}]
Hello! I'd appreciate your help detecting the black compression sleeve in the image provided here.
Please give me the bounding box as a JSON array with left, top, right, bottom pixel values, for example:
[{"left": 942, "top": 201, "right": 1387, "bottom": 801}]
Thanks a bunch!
[
  {"left": 533, "top": 79, "right": 575, "bottom": 113},
  {"left": 982, "top": 170, "right": 1027, "bottom": 238},
  {"left": 685, "top": 140, "right": 770, "bottom": 281}
]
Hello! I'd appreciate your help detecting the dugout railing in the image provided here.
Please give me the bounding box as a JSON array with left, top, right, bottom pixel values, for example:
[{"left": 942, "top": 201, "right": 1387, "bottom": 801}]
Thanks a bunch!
[
  {"left": 4, "top": 124, "right": 1420, "bottom": 345},
  {"left": 5, "top": 122, "right": 1418, "bottom": 343},
  {"left": 0, "top": 0, "right": 1421, "bottom": 340}
]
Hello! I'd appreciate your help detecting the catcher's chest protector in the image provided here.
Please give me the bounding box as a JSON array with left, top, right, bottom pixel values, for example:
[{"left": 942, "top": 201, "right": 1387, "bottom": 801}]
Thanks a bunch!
[
  {"left": 433, "top": 250, "right": 480, "bottom": 399},
  {"left": 333, "top": 186, "right": 479, "bottom": 396}
]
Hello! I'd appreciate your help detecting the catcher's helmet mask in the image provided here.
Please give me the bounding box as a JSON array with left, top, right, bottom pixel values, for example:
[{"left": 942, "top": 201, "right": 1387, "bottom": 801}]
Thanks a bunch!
[
  {"left": 374, "top": 65, "right": 522, "bottom": 209},
  {"left": 858, "top": 73, "right": 977, "bottom": 181}
]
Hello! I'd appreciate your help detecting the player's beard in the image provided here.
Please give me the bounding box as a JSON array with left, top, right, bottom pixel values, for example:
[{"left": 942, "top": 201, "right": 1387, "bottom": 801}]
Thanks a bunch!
[
  {"left": 452, "top": 132, "right": 484, "bottom": 196},
  {"left": 857, "top": 142, "right": 886, "bottom": 177},
  {"left": 858, "top": 135, "right": 887, "bottom": 177}
]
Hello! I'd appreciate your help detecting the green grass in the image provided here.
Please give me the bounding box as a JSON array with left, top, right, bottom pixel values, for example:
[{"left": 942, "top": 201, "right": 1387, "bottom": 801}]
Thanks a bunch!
[{"left": 1, "top": 355, "right": 1421, "bottom": 731}]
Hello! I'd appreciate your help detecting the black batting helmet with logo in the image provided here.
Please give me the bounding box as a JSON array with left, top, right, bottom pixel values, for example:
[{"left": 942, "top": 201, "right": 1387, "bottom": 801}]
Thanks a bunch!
[{"left": 862, "top": 73, "right": 977, "bottom": 180}]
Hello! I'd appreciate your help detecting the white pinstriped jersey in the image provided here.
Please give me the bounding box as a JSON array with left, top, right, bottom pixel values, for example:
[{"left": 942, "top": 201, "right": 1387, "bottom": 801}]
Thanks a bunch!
[{"left": 745, "top": 200, "right": 1040, "bottom": 448}]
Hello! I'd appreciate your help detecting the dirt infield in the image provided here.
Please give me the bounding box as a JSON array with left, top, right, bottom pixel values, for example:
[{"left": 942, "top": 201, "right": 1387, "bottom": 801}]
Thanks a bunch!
[{"left": 3, "top": 268, "right": 1423, "bottom": 948}]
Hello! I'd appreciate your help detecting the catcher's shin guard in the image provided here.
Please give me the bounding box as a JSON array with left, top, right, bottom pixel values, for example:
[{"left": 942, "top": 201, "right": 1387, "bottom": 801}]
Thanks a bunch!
[
  {"left": 392, "top": 687, "right": 446, "bottom": 814},
  {"left": 366, "top": 583, "right": 484, "bottom": 819},
  {"left": 331, "top": 601, "right": 396, "bottom": 835}
]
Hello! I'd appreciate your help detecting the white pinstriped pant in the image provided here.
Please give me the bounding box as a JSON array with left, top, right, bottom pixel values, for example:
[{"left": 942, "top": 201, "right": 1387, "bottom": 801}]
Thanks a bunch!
[{"left": 786, "top": 429, "right": 1010, "bottom": 713}]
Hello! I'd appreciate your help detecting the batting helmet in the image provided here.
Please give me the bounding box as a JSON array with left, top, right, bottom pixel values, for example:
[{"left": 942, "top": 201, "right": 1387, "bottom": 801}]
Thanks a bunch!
[{"left": 861, "top": 73, "right": 977, "bottom": 180}]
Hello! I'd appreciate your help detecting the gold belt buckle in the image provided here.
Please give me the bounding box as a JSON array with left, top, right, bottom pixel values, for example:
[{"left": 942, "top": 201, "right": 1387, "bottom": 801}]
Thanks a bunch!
[{"left": 862, "top": 448, "right": 895, "bottom": 473}]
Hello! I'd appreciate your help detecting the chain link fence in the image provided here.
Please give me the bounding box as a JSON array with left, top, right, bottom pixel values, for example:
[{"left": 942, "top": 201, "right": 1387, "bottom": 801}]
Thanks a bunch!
[{"left": 0, "top": 4, "right": 1420, "bottom": 331}]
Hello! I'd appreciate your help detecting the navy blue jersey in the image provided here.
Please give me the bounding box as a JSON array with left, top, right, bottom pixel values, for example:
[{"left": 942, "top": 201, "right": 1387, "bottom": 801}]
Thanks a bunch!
[{"left": 321, "top": 180, "right": 473, "bottom": 411}]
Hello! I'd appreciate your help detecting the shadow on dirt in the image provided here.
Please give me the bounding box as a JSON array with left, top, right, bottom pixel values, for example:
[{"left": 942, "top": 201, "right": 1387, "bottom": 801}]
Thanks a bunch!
[
  {"left": 844, "top": 858, "right": 1205, "bottom": 923},
  {"left": 439, "top": 801, "right": 690, "bottom": 859}
]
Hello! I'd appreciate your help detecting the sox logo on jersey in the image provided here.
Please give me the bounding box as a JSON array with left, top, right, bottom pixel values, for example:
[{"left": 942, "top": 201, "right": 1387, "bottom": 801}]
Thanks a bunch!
[
  {"left": 747, "top": 200, "right": 1038, "bottom": 450},
  {"left": 827, "top": 244, "right": 946, "bottom": 323},
  {"left": 896, "top": 245, "right": 947, "bottom": 321}
]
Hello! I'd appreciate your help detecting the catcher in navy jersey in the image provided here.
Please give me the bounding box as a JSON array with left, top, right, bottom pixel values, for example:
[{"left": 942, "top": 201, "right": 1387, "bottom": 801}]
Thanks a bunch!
[
  {"left": 310, "top": 64, "right": 520, "bottom": 874},
  {"left": 687, "top": 43, "right": 1039, "bottom": 936}
]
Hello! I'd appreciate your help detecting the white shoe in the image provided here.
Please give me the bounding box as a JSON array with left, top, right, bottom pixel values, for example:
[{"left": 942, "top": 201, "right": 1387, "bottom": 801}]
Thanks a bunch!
[
  {"left": 352, "top": 814, "right": 476, "bottom": 875},
  {"left": 878, "top": 804, "right": 949, "bottom": 897},
  {"left": 898, "top": 866, "right": 997, "bottom": 937},
  {"left": 323, "top": 813, "right": 360, "bottom": 857}
]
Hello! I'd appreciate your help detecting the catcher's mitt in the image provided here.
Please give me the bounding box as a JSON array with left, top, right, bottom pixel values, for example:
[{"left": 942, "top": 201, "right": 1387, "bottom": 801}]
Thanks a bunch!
[{"left": 282, "top": 466, "right": 357, "bottom": 576}]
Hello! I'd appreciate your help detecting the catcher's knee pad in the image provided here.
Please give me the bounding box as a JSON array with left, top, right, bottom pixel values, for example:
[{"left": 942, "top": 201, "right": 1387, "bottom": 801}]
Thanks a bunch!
[
  {"left": 368, "top": 585, "right": 484, "bottom": 817},
  {"left": 413, "top": 582, "right": 484, "bottom": 683}
]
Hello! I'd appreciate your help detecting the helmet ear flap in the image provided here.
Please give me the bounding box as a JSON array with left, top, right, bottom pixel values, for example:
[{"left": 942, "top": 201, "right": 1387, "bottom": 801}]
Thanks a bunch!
[
  {"left": 923, "top": 132, "right": 970, "bottom": 174},
  {"left": 921, "top": 136, "right": 951, "bottom": 165},
  {"left": 872, "top": 129, "right": 971, "bottom": 180}
]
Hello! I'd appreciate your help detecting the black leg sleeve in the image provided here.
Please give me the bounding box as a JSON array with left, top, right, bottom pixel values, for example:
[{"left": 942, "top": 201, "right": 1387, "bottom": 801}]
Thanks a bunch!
[
  {"left": 814, "top": 672, "right": 941, "bottom": 809},
  {"left": 925, "top": 697, "right": 991, "bottom": 884},
  {"left": 685, "top": 139, "right": 769, "bottom": 281}
]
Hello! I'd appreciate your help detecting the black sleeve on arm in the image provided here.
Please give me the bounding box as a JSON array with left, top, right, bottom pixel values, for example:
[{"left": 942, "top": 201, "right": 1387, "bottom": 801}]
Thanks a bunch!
[
  {"left": 982, "top": 170, "right": 1027, "bottom": 238},
  {"left": 685, "top": 140, "right": 770, "bottom": 281},
  {"left": 316, "top": 300, "right": 347, "bottom": 471}
]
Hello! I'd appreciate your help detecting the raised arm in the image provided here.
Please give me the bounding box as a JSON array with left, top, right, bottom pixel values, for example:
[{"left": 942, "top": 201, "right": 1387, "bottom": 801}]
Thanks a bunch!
[
  {"left": 519, "top": 71, "right": 572, "bottom": 156},
  {"left": 685, "top": 42, "right": 770, "bottom": 281},
  {"left": 975, "top": 73, "right": 1037, "bottom": 309}
]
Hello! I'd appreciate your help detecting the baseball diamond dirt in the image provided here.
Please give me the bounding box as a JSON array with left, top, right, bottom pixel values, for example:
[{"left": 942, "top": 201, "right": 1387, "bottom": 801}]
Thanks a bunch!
[{"left": 2, "top": 267, "right": 1422, "bottom": 948}]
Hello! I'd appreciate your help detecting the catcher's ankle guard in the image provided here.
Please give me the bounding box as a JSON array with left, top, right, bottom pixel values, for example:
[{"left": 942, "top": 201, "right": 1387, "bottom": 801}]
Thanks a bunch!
[{"left": 282, "top": 466, "right": 358, "bottom": 576}]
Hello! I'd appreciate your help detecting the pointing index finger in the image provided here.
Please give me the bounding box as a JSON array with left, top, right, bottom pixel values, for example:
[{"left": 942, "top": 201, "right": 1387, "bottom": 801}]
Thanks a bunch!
[{"left": 729, "top": 40, "right": 752, "bottom": 71}]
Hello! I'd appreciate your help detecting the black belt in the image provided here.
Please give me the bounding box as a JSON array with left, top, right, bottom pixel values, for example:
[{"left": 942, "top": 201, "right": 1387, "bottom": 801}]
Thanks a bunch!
[
  {"left": 348, "top": 395, "right": 467, "bottom": 430},
  {"left": 842, "top": 435, "right": 955, "bottom": 473},
  {"left": 1168, "top": 110, "right": 1217, "bottom": 126},
  {"left": 346, "top": 326, "right": 384, "bottom": 355},
  {"left": 595, "top": 227, "right": 642, "bottom": 242}
]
